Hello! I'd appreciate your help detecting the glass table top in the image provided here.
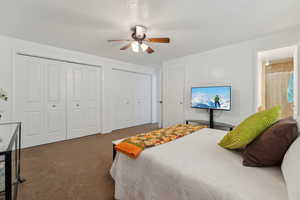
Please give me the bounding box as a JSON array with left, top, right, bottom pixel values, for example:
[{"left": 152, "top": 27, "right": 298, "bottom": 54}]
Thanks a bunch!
[{"left": 0, "top": 123, "right": 19, "bottom": 154}]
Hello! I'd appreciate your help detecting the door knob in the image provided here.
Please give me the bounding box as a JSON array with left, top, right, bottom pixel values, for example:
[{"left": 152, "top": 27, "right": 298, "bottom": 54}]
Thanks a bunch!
[
  {"left": 52, "top": 105, "right": 56, "bottom": 108},
  {"left": 76, "top": 104, "right": 80, "bottom": 107},
  {"left": 179, "top": 102, "right": 183, "bottom": 105}
]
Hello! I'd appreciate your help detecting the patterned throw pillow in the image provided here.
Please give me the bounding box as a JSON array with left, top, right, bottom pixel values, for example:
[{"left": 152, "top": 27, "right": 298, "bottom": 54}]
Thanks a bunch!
[{"left": 218, "top": 106, "right": 281, "bottom": 149}]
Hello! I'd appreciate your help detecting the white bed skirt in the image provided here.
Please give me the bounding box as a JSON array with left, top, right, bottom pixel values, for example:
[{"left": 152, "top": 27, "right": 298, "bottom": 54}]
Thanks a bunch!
[{"left": 110, "top": 128, "right": 288, "bottom": 200}]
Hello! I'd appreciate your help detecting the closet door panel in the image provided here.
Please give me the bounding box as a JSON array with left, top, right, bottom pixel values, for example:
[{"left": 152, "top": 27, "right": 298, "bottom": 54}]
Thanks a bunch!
[
  {"left": 67, "top": 64, "right": 85, "bottom": 139},
  {"left": 67, "top": 64, "right": 101, "bottom": 139},
  {"left": 143, "top": 74, "right": 152, "bottom": 124},
  {"left": 85, "top": 67, "right": 100, "bottom": 134},
  {"left": 134, "top": 74, "right": 151, "bottom": 126},
  {"left": 126, "top": 73, "right": 136, "bottom": 127},
  {"left": 15, "top": 55, "right": 68, "bottom": 147},
  {"left": 113, "top": 70, "right": 134, "bottom": 129},
  {"left": 15, "top": 55, "right": 102, "bottom": 147},
  {"left": 113, "top": 70, "right": 124, "bottom": 129},
  {"left": 44, "top": 61, "right": 66, "bottom": 142},
  {"left": 15, "top": 56, "right": 45, "bottom": 147},
  {"left": 134, "top": 74, "right": 145, "bottom": 125}
]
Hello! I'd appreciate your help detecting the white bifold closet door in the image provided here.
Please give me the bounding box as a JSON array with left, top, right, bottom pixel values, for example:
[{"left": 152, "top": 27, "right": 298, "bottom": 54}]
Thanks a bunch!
[
  {"left": 134, "top": 73, "right": 151, "bottom": 125},
  {"left": 113, "top": 70, "right": 151, "bottom": 130},
  {"left": 15, "top": 55, "right": 67, "bottom": 147},
  {"left": 66, "top": 63, "right": 101, "bottom": 139},
  {"left": 15, "top": 55, "right": 102, "bottom": 148}
]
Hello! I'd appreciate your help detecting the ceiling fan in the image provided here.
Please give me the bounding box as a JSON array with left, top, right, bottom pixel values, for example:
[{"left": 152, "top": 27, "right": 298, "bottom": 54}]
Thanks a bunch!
[{"left": 108, "top": 25, "right": 170, "bottom": 54}]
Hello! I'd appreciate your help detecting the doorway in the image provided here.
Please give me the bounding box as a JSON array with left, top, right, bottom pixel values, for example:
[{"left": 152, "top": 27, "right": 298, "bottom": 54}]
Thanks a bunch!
[
  {"left": 257, "top": 46, "right": 296, "bottom": 118},
  {"left": 163, "top": 63, "right": 185, "bottom": 127}
]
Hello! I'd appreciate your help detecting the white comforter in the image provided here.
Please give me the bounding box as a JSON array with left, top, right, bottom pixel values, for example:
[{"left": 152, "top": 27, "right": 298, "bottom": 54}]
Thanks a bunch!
[{"left": 110, "top": 128, "right": 288, "bottom": 200}]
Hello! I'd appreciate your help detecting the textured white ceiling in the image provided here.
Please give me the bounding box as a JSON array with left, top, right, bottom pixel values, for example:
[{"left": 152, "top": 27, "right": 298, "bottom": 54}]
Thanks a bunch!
[{"left": 0, "top": 0, "right": 300, "bottom": 65}]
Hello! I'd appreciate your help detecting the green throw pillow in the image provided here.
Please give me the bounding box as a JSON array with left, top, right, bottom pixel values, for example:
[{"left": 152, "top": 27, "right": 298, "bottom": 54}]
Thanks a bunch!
[{"left": 218, "top": 106, "right": 281, "bottom": 149}]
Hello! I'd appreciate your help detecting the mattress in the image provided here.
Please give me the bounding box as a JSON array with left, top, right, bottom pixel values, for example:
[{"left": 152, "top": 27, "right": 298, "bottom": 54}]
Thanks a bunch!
[{"left": 110, "top": 128, "right": 288, "bottom": 200}]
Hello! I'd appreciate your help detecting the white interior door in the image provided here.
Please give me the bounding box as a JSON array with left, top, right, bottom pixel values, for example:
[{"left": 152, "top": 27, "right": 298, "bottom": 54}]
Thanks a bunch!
[
  {"left": 15, "top": 55, "right": 66, "bottom": 147},
  {"left": 163, "top": 64, "right": 185, "bottom": 127}
]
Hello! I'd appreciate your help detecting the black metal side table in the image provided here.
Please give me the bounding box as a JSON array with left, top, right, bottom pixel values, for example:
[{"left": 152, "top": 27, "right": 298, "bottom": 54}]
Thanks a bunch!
[{"left": 0, "top": 122, "right": 25, "bottom": 200}]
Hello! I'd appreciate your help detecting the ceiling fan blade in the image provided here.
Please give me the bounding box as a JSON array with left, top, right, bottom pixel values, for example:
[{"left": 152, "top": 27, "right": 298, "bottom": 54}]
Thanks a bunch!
[
  {"left": 146, "top": 46, "right": 155, "bottom": 54},
  {"left": 120, "top": 43, "right": 132, "bottom": 50},
  {"left": 147, "top": 38, "right": 170, "bottom": 43},
  {"left": 108, "top": 39, "right": 132, "bottom": 42}
]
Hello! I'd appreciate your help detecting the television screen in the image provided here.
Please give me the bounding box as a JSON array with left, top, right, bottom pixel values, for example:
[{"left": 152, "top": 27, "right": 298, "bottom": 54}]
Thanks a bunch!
[{"left": 191, "top": 86, "right": 231, "bottom": 110}]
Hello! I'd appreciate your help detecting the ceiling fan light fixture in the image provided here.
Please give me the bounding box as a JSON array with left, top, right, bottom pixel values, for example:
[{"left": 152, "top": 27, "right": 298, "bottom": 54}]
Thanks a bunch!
[
  {"left": 131, "top": 41, "right": 139, "bottom": 53},
  {"left": 108, "top": 25, "right": 170, "bottom": 54},
  {"left": 135, "top": 25, "right": 147, "bottom": 39},
  {"left": 140, "top": 43, "right": 149, "bottom": 52}
]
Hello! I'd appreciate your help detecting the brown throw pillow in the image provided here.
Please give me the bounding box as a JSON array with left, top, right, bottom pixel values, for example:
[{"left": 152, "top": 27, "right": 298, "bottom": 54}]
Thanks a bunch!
[{"left": 243, "top": 117, "right": 298, "bottom": 167}]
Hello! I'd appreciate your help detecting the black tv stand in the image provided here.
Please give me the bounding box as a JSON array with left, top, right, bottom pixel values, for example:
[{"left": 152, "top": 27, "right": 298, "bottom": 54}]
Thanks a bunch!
[
  {"left": 185, "top": 119, "right": 234, "bottom": 131},
  {"left": 209, "top": 109, "right": 214, "bottom": 128}
]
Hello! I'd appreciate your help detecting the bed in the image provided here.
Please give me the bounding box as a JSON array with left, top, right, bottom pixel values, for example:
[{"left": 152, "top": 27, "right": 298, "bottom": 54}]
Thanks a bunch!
[{"left": 110, "top": 128, "right": 288, "bottom": 200}]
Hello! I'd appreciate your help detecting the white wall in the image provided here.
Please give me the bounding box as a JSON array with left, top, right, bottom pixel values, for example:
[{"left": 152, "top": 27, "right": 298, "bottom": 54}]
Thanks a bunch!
[
  {"left": 163, "top": 27, "right": 300, "bottom": 125},
  {"left": 0, "top": 43, "right": 12, "bottom": 123},
  {"left": 0, "top": 35, "right": 158, "bottom": 137}
]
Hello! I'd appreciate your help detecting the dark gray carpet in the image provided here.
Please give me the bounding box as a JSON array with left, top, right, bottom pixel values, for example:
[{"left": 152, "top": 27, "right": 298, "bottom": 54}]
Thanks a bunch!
[{"left": 18, "top": 123, "right": 158, "bottom": 200}]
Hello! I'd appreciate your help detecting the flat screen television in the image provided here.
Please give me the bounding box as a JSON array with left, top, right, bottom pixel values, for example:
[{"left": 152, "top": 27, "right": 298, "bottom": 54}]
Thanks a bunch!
[{"left": 191, "top": 86, "right": 231, "bottom": 111}]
